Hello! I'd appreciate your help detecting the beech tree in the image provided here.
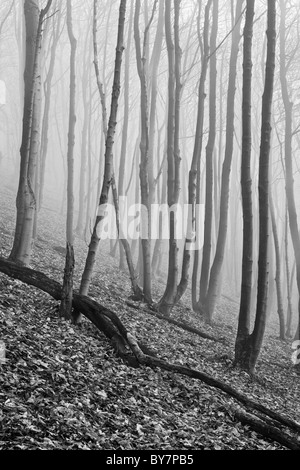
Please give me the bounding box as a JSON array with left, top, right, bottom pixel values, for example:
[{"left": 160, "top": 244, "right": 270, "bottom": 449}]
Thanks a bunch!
[
  {"left": 234, "top": 0, "right": 255, "bottom": 366},
  {"left": 133, "top": 0, "right": 158, "bottom": 303},
  {"left": 157, "top": 0, "right": 181, "bottom": 315},
  {"left": 79, "top": 0, "right": 127, "bottom": 298},
  {"left": 204, "top": 0, "right": 244, "bottom": 323},
  {"left": 37, "top": 1, "right": 62, "bottom": 214},
  {"left": 199, "top": 0, "right": 219, "bottom": 304},
  {"left": 235, "top": 0, "right": 276, "bottom": 373},
  {"left": 60, "top": 0, "right": 76, "bottom": 320},
  {"left": 279, "top": 0, "right": 300, "bottom": 341},
  {"left": 2, "top": 0, "right": 299, "bottom": 400},
  {"left": 10, "top": 0, "right": 52, "bottom": 266},
  {"left": 177, "top": 0, "right": 213, "bottom": 307}
]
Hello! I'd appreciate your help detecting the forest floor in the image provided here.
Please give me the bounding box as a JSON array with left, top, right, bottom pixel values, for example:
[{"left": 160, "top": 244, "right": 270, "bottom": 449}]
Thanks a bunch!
[{"left": 0, "top": 185, "right": 299, "bottom": 451}]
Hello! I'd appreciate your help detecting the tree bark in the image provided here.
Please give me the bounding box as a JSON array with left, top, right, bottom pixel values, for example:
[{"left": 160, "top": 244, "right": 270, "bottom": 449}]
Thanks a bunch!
[
  {"left": 279, "top": 0, "right": 300, "bottom": 342},
  {"left": 270, "top": 191, "right": 286, "bottom": 340},
  {"left": 60, "top": 0, "right": 76, "bottom": 320},
  {"left": 38, "top": 7, "right": 62, "bottom": 212},
  {"left": 10, "top": 0, "right": 52, "bottom": 266},
  {"left": 134, "top": 0, "right": 156, "bottom": 303},
  {"left": 157, "top": 0, "right": 181, "bottom": 315},
  {"left": 234, "top": 0, "right": 255, "bottom": 367},
  {"left": 284, "top": 206, "right": 293, "bottom": 338},
  {"left": 205, "top": 0, "right": 243, "bottom": 322},
  {"left": 176, "top": 0, "right": 212, "bottom": 306},
  {"left": 199, "top": 0, "right": 218, "bottom": 303},
  {"left": 79, "top": 0, "right": 127, "bottom": 296},
  {"left": 249, "top": 0, "right": 276, "bottom": 373},
  {"left": 117, "top": 0, "right": 134, "bottom": 269}
]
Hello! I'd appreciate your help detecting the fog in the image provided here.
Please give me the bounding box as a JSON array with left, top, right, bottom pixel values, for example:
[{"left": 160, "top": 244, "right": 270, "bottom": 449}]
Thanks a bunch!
[{"left": 0, "top": 0, "right": 300, "bottom": 330}]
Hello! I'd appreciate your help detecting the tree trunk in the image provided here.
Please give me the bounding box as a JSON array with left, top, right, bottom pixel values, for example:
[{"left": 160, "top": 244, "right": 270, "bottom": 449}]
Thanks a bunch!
[
  {"left": 284, "top": 206, "right": 293, "bottom": 338},
  {"left": 148, "top": 0, "right": 164, "bottom": 210},
  {"left": 76, "top": 27, "right": 92, "bottom": 239},
  {"left": 79, "top": 0, "right": 127, "bottom": 296},
  {"left": 176, "top": 0, "right": 212, "bottom": 305},
  {"left": 279, "top": 0, "right": 300, "bottom": 342},
  {"left": 199, "top": 0, "right": 218, "bottom": 303},
  {"left": 134, "top": 0, "right": 156, "bottom": 303},
  {"left": 270, "top": 191, "right": 285, "bottom": 340},
  {"left": 157, "top": 0, "right": 181, "bottom": 315},
  {"left": 234, "top": 0, "right": 255, "bottom": 367},
  {"left": 117, "top": 0, "right": 134, "bottom": 270},
  {"left": 248, "top": 0, "right": 276, "bottom": 373},
  {"left": 10, "top": 0, "right": 52, "bottom": 265},
  {"left": 60, "top": 0, "right": 76, "bottom": 320},
  {"left": 205, "top": 0, "right": 243, "bottom": 323},
  {"left": 38, "top": 8, "right": 62, "bottom": 212}
]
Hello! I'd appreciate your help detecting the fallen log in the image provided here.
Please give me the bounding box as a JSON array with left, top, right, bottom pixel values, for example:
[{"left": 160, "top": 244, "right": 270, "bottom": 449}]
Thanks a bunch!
[
  {"left": 1, "top": 256, "right": 299, "bottom": 449},
  {"left": 127, "top": 334, "right": 300, "bottom": 445},
  {"left": 0, "top": 257, "right": 145, "bottom": 367}
]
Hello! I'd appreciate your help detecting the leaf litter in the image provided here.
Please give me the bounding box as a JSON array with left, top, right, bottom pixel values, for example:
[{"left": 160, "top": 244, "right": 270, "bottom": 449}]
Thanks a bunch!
[{"left": 0, "top": 187, "right": 299, "bottom": 450}]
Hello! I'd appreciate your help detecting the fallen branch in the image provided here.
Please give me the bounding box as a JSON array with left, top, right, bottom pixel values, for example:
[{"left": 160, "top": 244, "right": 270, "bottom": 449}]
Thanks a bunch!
[
  {"left": 0, "top": 257, "right": 148, "bottom": 367},
  {"left": 1, "top": 257, "right": 299, "bottom": 449},
  {"left": 126, "top": 333, "right": 300, "bottom": 448}
]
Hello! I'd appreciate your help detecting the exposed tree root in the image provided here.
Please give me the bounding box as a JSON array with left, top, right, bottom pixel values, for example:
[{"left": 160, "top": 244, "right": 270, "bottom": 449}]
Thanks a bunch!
[{"left": 0, "top": 256, "right": 299, "bottom": 450}]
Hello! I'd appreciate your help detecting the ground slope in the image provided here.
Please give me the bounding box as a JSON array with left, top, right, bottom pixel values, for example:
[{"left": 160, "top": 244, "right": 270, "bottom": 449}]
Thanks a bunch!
[{"left": 0, "top": 186, "right": 299, "bottom": 450}]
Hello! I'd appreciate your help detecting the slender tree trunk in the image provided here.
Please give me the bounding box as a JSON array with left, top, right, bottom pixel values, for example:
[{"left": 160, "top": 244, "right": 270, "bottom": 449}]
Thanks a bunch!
[
  {"left": 279, "top": 0, "right": 300, "bottom": 342},
  {"left": 269, "top": 192, "right": 285, "bottom": 340},
  {"left": 157, "top": 0, "right": 181, "bottom": 315},
  {"left": 10, "top": 0, "right": 39, "bottom": 263},
  {"left": 285, "top": 206, "right": 293, "bottom": 338},
  {"left": 85, "top": 95, "right": 93, "bottom": 242},
  {"left": 152, "top": 141, "right": 167, "bottom": 278},
  {"left": 134, "top": 0, "right": 157, "bottom": 303},
  {"left": 76, "top": 26, "right": 92, "bottom": 239},
  {"left": 38, "top": 7, "right": 61, "bottom": 212},
  {"left": 234, "top": 0, "right": 255, "bottom": 366},
  {"left": 248, "top": 0, "right": 276, "bottom": 373},
  {"left": 176, "top": 0, "right": 212, "bottom": 305},
  {"left": 91, "top": 0, "right": 142, "bottom": 303},
  {"left": 199, "top": 0, "right": 218, "bottom": 303},
  {"left": 60, "top": 0, "right": 76, "bottom": 320},
  {"left": 10, "top": 0, "right": 52, "bottom": 266},
  {"left": 79, "top": 0, "right": 127, "bottom": 296},
  {"left": 205, "top": 0, "right": 243, "bottom": 322},
  {"left": 148, "top": 0, "right": 164, "bottom": 208},
  {"left": 117, "top": 0, "right": 134, "bottom": 269}
]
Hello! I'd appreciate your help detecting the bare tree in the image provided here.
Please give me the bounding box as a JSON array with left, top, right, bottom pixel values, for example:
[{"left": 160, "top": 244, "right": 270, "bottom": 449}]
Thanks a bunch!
[
  {"left": 234, "top": 0, "right": 255, "bottom": 367},
  {"left": 133, "top": 0, "right": 158, "bottom": 303},
  {"left": 279, "top": 0, "right": 300, "bottom": 341},
  {"left": 205, "top": 0, "right": 244, "bottom": 323},
  {"left": 10, "top": 0, "right": 52, "bottom": 266},
  {"left": 79, "top": 0, "right": 127, "bottom": 297},
  {"left": 235, "top": 0, "right": 276, "bottom": 373},
  {"left": 60, "top": 0, "right": 76, "bottom": 320},
  {"left": 199, "top": 0, "right": 219, "bottom": 304},
  {"left": 176, "top": 0, "right": 212, "bottom": 306}
]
